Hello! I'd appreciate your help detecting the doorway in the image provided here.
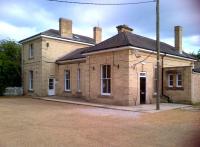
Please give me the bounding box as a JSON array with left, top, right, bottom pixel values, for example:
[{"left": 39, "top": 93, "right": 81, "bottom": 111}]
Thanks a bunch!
[
  {"left": 48, "top": 78, "right": 55, "bottom": 96},
  {"left": 140, "top": 73, "right": 146, "bottom": 104}
]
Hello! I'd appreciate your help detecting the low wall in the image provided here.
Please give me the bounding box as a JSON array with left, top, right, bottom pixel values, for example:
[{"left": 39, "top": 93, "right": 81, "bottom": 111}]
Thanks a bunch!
[{"left": 3, "top": 87, "right": 23, "bottom": 96}]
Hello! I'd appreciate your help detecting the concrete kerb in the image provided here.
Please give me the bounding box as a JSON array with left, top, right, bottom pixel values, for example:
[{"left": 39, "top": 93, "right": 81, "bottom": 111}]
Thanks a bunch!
[{"left": 33, "top": 97, "right": 192, "bottom": 113}]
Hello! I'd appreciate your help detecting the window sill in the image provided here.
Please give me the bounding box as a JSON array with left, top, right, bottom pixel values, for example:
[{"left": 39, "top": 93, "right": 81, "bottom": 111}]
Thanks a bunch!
[
  {"left": 28, "top": 89, "right": 34, "bottom": 92},
  {"left": 29, "top": 57, "right": 34, "bottom": 60},
  {"left": 64, "top": 90, "right": 71, "bottom": 93},
  {"left": 98, "top": 94, "right": 113, "bottom": 99},
  {"left": 166, "top": 87, "right": 184, "bottom": 90}
]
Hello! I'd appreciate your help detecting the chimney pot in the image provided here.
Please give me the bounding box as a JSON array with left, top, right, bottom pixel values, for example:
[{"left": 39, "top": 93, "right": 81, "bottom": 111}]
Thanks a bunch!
[
  {"left": 93, "top": 27, "right": 102, "bottom": 44},
  {"left": 116, "top": 24, "right": 133, "bottom": 33},
  {"left": 175, "top": 26, "right": 182, "bottom": 54},
  {"left": 59, "top": 18, "right": 72, "bottom": 38}
]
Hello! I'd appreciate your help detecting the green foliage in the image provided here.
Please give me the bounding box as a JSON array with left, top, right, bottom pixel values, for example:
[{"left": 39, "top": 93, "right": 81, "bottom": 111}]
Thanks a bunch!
[
  {"left": 0, "top": 40, "right": 22, "bottom": 95},
  {"left": 190, "top": 49, "right": 200, "bottom": 60}
]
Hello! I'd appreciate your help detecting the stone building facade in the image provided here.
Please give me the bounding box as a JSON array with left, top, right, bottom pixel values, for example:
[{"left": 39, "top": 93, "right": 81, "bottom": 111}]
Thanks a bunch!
[{"left": 20, "top": 18, "right": 200, "bottom": 105}]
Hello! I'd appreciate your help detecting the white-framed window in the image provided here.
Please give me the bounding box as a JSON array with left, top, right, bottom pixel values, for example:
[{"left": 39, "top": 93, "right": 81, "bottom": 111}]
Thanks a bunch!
[
  {"left": 101, "top": 65, "right": 111, "bottom": 95},
  {"left": 29, "top": 43, "right": 33, "bottom": 58},
  {"left": 65, "top": 70, "right": 70, "bottom": 91},
  {"left": 29, "top": 70, "right": 33, "bottom": 90},
  {"left": 168, "top": 74, "right": 174, "bottom": 87},
  {"left": 77, "top": 68, "right": 81, "bottom": 92},
  {"left": 154, "top": 66, "right": 157, "bottom": 94},
  {"left": 176, "top": 73, "right": 182, "bottom": 87}
]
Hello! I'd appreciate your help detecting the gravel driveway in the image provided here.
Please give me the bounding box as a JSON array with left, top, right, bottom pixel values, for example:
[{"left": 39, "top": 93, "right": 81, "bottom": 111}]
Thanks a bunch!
[{"left": 0, "top": 97, "right": 199, "bottom": 147}]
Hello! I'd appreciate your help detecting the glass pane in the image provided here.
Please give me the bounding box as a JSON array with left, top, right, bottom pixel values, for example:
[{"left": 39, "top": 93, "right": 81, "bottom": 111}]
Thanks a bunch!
[
  {"left": 170, "top": 75, "right": 173, "bottom": 80},
  {"left": 102, "top": 65, "right": 106, "bottom": 78},
  {"left": 107, "top": 65, "right": 111, "bottom": 78},
  {"left": 170, "top": 80, "right": 173, "bottom": 86},
  {"left": 103, "top": 79, "right": 107, "bottom": 93},
  {"left": 108, "top": 79, "right": 111, "bottom": 93},
  {"left": 178, "top": 81, "right": 182, "bottom": 86}
]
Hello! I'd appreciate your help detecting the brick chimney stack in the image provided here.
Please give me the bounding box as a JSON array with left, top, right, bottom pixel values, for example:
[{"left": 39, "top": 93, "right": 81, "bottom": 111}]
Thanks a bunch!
[
  {"left": 175, "top": 26, "right": 182, "bottom": 54},
  {"left": 93, "top": 27, "right": 102, "bottom": 44},
  {"left": 59, "top": 18, "right": 72, "bottom": 38},
  {"left": 116, "top": 24, "right": 133, "bottom": 33}
]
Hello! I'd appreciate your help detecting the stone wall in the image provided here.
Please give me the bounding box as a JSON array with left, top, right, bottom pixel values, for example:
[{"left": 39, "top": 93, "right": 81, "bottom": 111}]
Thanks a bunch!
[
  {"left": 4, "top": 87, "right": 23, "bottom": 96},
  {"left": 191, "top": 72, "right": 200, "bottom": 103}
]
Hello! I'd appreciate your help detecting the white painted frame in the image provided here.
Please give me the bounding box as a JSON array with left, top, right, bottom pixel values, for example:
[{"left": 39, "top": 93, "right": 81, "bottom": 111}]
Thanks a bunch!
[
  {"left": 64, "top": 70, "right": 71, "bottom": 91},
  {"left": 101, "top": 65, "right": 111, "bottom": 96},
  {"left": 139, "top": 72, "right": 147, "bottom": 104},
  {"left": 77, "top": 68, "right": 81, "bottom": 92},
  {"left": 176, "top": 73, "right": 183, "bottom": 87},
  {"left": 168, "top": 74, "right": 174, "bottom": 87},
  {"left": 29, "top": 44, "right": 33, "bottom": 58},
  {"left": 29, "top": 71, "right": 33, "bottom": 90},
  {"left": 48, "top": 78, "right": 55, "bottom": 96}
]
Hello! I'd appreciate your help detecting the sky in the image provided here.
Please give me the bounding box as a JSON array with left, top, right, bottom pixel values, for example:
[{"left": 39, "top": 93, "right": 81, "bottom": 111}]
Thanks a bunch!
[{"left": 0, "top": 0, "right": 199, "bottom": 53}]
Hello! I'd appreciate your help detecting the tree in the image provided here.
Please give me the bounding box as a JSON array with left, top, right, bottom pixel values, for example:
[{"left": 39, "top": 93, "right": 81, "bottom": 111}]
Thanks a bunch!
[
  {"left": 0, "top": 40, "right": 21, "bottom": 95},
  {"left": 196, "top": 49, "right": 200, "bottom": 60}
]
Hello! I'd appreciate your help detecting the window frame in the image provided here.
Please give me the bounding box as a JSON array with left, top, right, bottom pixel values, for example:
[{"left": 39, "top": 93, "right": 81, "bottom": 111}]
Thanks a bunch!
[
  {"left": 77, "top": 68, "right": 81, "bottom": 92},
  {"left": 29, "top": 70, "right": 33, "bottom": 90},
  {"left": 29, "top": 43, "right": 33, "bottom": 59},
  {"left": 65, "top": 70, "right": 71, "bottom": 91},
  {"left": 176, "top": 73, "right": 183, "bottom": 87},
  {"left": 168, "top": 74, "right": 174, "bottom": 87},
  {"left": 101, "top": 65, "right": 111, "bottom": 95}
]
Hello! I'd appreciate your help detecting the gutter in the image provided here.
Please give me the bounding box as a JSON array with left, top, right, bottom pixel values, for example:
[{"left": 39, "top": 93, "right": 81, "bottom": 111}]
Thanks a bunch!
[
  {"left": 19, "top": 35, "right": 95, "bottom": 46},
  {"left": 56, "top": 58, "right": 86, "bottom": 64},
  {"left": 83, "top": 46, "right": 197, "bottom": 62}
]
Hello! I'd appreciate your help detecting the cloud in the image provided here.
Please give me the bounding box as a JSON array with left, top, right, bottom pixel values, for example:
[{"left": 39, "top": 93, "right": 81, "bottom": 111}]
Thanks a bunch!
[{"left": 0, "top": 21, "right": 37, "bottom": 41}]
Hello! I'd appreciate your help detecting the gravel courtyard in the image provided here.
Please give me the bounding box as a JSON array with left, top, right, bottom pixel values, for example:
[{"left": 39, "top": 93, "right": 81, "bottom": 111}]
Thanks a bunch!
[{"left": 0, "top": 98, "right": 199, "bottom": 147}]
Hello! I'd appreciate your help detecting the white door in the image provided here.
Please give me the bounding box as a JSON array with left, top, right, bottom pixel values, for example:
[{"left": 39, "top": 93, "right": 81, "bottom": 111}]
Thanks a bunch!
[{"left": 48, "top": 78, "right": 55, "bottom": 96}]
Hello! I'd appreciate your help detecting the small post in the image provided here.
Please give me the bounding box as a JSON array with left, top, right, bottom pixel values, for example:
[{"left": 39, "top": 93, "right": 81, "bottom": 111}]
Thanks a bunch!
[{"left": 156, "top": 0, "right": 160, "bottom": 110}]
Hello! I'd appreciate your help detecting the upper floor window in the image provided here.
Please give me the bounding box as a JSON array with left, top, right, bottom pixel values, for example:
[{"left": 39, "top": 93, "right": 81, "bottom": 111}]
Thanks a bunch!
[
  {"left": 168, "top": 74, "right": 174, "bottom": 87},
  {"left": 65, "top": 70, "right": 70, "bottom": 91},
  {"left": 29, "top": 43, "right": 33, "bottom": 58},
  {"left": 176, "top": 74, "right": 182, "bottom": 87},
  {"left": 101, "top": 65, "right": 111, "bottom": 95},
  {"left": 29, "top": 70, "right": 33, "bottom": 90}
]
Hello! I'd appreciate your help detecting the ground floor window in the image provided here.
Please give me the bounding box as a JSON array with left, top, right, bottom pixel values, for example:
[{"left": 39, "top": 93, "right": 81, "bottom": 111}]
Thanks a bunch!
[
  {"left": 65, "top": 70, "right": 70, "bottom": 91},
  {"left": 101, "top": 65, "right": 111, "bottom": 95},
  {"left": 29, "top": 70, "right": 33, "bottom": 90},
  {"left": 154, "top": 66, "right": 157, "bottom": 94},
  {"left": 176, "top": 73, "right": 182, "bottom": 87},
  {"left": 77, "top": 68, "right": 80, "bottom": 92},
  {"left": 167, "top": 73, "right": 183, "bottom": 88}
]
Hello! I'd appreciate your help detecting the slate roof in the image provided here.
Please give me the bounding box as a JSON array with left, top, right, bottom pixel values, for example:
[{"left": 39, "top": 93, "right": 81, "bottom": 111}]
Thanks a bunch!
[
  {"left": 57, "top": 47, "right": 87, "bottom": 62},
  {"left": 82, "top": 31, "right": 195, "bottom": 60},
  {"left": 19, "top": 29, "right": 95, "bottom": 44},
  {"left": 193, "top": 67, "right": 200, "bottom": 73}
]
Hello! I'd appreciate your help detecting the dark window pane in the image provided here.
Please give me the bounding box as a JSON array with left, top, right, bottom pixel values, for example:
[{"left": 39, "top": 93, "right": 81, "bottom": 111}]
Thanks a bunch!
[
  {"left": 103, "top": 79, "right": 107, "bottom": 93},
  {"left": 107, "top": 65, "right": 111, "bottom": 78},
  {"left": 108, "top": 79, "right": 111, "bottom": 93},
  {"left": 102, "top": 65, "right": 106, "bottom": 78}
]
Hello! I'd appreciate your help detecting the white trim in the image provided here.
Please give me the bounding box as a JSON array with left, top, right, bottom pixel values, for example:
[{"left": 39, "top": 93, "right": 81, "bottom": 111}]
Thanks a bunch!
[
  {"left": 168, "top": 74, "right": 174, "bottom": 87},
  {"left": 48, "top": 78, "right": 55, "bottom": 96},
  {"left": 83, "top": 45, "right": 196, "bottom": 62},
  {"left": 57, "top": 58, "right": 86, "bottom": 64},
  {"left": 77, "top": 68, "right": 81, "bottom": 92},
  {"left": 29, "top": 71, "right": 33, "bottom": 90},
  {"left": 64, "top": 70, "right": 71, "bottom": 91},
  {"left": 176, "top": 73, "right": 183, "bottom": 87},
  {"left": 101, "top": 65, "right": 111, "bottom": 96},
  {"left": 20, "top": 34, "right": 95, "bottom": 46},
  {"left": 139, "top": 72, "right": 146, "bottom": 77}
]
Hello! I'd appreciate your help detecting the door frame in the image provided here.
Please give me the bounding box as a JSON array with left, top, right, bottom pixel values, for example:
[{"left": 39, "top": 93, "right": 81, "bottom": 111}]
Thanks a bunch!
[
  {"left": 139, "top": 72, "right": 146, "bottom": 104},
  {"left": 48, "top": 78, "right": 55, "bottom": 96}
]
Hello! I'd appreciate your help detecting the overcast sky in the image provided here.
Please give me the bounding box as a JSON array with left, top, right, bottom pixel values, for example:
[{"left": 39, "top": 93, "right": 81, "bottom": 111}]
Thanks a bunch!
[{"left": 0, "top": 0, "right": 199, "bottom": 53}]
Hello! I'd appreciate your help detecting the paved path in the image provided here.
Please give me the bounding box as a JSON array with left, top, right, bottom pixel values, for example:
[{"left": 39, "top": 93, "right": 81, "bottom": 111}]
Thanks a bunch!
[{"left": 35, "top": 96, "right": 191, "bottom": 113}]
